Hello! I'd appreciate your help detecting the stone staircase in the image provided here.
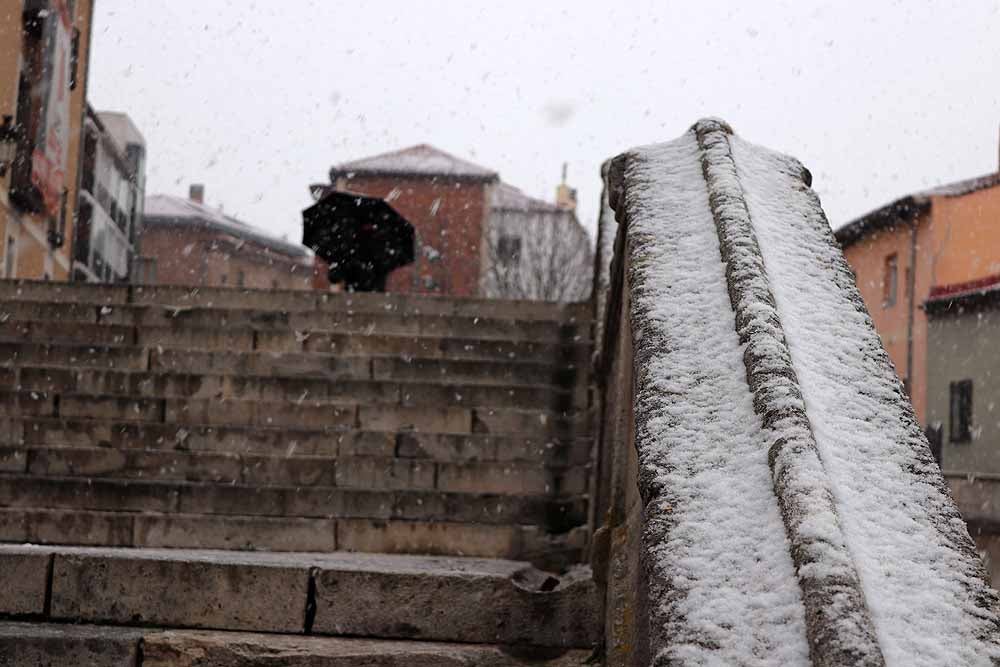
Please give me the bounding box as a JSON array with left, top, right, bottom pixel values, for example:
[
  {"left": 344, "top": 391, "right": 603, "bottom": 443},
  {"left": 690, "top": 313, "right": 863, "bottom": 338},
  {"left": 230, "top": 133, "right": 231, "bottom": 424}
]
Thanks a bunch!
[{"left": 0, "top": 281, "right": 599, "bottom": 665}]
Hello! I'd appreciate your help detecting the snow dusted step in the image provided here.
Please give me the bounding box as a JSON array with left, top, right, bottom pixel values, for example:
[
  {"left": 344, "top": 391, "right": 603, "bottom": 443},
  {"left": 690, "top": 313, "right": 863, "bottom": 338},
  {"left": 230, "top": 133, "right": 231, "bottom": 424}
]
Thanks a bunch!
[
  {"left": 0, "top": 545, "right": 599, "bottom": 648},
  {"left": 601, "top": 119, "right": 1000, "bottom": 665},
  {"left": 0, "top": 280, "right": 591, "bottom": 323},
  {"left": 8, "top": 418, "right": 593, "bottom": 465},
  {"left": 0, "top": 623, "right": 594, "bottom": 666}
]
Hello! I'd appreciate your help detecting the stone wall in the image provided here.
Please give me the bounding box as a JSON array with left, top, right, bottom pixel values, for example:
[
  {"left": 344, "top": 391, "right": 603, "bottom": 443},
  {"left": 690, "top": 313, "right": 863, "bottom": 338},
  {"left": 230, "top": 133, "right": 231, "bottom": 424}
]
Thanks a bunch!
[{"left": 589, "top": 119, "right": 1000, "bottom": 666}]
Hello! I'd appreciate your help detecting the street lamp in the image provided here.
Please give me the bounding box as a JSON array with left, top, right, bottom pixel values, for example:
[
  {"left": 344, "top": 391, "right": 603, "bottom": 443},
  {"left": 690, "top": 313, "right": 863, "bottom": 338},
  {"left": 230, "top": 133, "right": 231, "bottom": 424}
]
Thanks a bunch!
[{"left": 0, "top": 116, "right": 18, "bottom": 178}]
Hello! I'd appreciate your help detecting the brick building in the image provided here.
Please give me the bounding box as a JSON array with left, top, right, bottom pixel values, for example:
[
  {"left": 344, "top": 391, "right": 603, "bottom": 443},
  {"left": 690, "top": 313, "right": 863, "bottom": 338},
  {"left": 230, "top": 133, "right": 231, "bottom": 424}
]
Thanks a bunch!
[
  {"left": 836, "top": 167, "right": 1000, "bottom": 427},
  {"left": 318, "top": 144, "right": 591, "bottom": 300},
  {"left": 0, "top": 0, "right": 96, "bottom": 280},
  {"left": 140, "top": 186, "right": 326, "bottom": 290}
]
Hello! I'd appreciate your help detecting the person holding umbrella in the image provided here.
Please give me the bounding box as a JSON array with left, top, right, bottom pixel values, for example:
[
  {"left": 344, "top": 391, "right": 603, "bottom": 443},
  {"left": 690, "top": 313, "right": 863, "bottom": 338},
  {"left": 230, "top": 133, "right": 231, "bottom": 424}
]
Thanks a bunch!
[{"left": 302, "top": 190, "right": 415, "bottom": 292}]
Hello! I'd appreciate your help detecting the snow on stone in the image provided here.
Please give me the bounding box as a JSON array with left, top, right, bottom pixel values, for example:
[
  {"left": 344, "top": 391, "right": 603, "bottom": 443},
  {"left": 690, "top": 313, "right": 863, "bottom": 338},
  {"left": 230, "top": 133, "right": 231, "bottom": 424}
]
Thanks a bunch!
[
  {"left": 621, "top": 131, "right": 811, "bottom": 665},
  {"left": 731, "top": 134, "right": 1000, "bottom": 666}
]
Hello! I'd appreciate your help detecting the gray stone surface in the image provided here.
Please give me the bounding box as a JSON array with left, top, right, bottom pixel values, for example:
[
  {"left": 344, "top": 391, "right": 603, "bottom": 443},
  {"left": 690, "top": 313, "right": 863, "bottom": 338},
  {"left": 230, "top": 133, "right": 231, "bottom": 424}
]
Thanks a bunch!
[
  {"left": 142, "top": 629, "right": 594, "bottom": 666},
  {"left": 0, "top": 622, "right": 141, "bottom": 667},
  {"left": 49, "top": 547, "right": 308, "bottom": 632},
  {"left": 0, "top": 551, "right": 50, "bottom": 615}
]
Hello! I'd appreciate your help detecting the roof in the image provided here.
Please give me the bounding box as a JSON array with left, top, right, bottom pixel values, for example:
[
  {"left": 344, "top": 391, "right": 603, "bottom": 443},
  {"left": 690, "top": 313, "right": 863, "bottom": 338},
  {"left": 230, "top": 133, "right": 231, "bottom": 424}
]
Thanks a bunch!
[
  {"left": 925, "top": 273, "right": 1000, "bottom": 314},
  {"left": 489, "top": 182, "right": 563, "bottom": 213},
  {"left": 330, "top": 144, "right": 498, "bottom": 181},
  {"left": 836, "top": 171, "right": 1000, "bottom": 247},
  {"left": 143, "top": 194, "right": 310, "bottom": 260}
]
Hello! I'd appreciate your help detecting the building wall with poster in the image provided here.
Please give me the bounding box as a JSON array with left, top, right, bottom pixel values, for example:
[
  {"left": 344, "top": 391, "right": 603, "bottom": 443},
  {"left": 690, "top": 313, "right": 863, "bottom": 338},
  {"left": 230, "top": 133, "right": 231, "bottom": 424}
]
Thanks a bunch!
[{"left": 0, "top": 0, "right": 95, "bottom": 281}]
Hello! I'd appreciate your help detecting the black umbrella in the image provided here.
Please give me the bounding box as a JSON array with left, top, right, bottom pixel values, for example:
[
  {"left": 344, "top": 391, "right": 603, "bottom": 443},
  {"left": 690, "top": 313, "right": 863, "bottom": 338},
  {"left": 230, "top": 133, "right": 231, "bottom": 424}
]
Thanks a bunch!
[{"left": 302, "top": 190, "right": 415, "bottom": 292}]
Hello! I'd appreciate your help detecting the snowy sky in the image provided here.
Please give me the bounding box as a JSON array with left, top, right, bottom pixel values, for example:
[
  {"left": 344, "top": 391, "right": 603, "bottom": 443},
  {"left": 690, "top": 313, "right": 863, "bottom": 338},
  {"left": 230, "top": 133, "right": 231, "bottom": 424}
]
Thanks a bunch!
[{"left": 88, "top": 1, "right": 1000, "bottom": 242}]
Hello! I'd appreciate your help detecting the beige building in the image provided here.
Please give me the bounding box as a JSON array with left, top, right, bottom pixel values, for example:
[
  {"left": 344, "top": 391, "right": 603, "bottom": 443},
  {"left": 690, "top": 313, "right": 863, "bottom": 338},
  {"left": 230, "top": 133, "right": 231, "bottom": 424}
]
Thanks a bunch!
[{"left": 0, "top": 0, "right": 95, "bottom": 281}]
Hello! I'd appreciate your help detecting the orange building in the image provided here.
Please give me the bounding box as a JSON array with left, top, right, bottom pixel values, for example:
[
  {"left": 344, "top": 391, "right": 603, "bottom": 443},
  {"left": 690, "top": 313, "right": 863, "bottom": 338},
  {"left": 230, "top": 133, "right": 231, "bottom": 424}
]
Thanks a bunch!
[
  {"left": 836, "top": 170, "right": 1000, "bottom": 425},
  {"left": 0, "top": 0, "right": 95, "bottom": 281}
]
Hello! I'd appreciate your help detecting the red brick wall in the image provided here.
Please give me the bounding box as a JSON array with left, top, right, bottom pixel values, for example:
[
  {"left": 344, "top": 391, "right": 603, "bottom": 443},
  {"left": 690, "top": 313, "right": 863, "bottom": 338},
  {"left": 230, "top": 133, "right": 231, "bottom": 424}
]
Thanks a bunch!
[
  {"left": 334, "top": 174, "right": 490, "bottom": 297},
  {"left": 139, "top": 225, "right": 324, "bottom": 290}
]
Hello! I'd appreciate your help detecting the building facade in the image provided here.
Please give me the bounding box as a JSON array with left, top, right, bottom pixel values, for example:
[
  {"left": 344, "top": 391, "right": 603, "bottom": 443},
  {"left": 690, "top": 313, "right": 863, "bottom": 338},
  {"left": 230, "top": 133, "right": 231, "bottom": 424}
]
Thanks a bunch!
[
  {"left": 0, "top": 0, "right": 95, "bottom": 281},
  {"left": 925, "top": 278, "right": 1000, "bottom": 473},
  {"left": 482, "top": 182, "right": 592, "bottom": 302},
  {"left": 319, "top": 144, "right": 592, "bottom": 300},
  {"left": 836, "top": 170, "right": 1000, "bottom": 425},
  {"left": 141, "top": 187, "right": 325, "bottom": 290},
  {"left": 326, "top": 145, "right": 497, "bottom": 297},
  {"left": 72, "top": 106, "right": 145, "bottom": 282}
]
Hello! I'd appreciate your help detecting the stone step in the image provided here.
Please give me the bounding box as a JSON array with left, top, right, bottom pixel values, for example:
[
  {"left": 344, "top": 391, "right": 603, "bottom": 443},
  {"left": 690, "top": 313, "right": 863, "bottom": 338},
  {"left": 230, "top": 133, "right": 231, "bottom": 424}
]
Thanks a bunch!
[
  {"left": 0, "top": 506, "right": 588, "bottom": 559},
  {"left": 0, "top": 622, "right": 595, "bottom": 666},
  {"left": 10, "top": 419, "right": 593, "bottom": 465},
  {"left": 0, "top": 390, "right": 592, "bottom": 437},
  {"left": 0, "top": 335, "right": 589, "bottom": 368},
  {"left": 2, "top": 445, "right": 589, "bottom": 495},
  {"left": 0, "top": 474, "right": 586, "bottom": 525},
  {"left": 0, "top": 545, "right": 599, "bottom": 647},
  {"left": 0, "top": 280, "right": 592, "bottom": 322},
  {"left": 0, "top": 300, "right": 590, "bottom": 342},
  {"left": 11, "top": 366, "right": 584, "bottom": 412}
]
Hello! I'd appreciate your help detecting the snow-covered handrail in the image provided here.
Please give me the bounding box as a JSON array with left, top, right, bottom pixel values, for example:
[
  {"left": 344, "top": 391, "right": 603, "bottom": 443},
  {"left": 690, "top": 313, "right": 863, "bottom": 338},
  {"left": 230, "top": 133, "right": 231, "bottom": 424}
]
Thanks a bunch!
[{"left": 591, "top": 119, "right": 1000, "bottom": 666}]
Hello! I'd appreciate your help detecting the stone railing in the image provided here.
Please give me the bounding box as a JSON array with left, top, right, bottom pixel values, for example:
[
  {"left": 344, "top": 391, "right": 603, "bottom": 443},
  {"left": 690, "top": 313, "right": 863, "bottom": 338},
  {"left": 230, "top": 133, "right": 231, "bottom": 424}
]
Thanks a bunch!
[{"left": 588, "top": 119, "right": 1000, "bottom": 666}]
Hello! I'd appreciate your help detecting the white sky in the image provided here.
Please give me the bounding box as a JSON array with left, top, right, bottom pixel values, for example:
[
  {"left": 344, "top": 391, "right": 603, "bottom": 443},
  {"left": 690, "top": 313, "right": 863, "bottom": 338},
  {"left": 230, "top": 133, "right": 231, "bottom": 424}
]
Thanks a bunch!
[{"left": 89, "top": 1, "right": 1000, "bottom": 242}]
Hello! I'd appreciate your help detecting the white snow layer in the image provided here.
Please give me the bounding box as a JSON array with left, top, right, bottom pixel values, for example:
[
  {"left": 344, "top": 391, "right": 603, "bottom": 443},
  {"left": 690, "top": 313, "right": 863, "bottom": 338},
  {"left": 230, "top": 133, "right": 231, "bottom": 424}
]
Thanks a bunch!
[
  {"left": 730, "top": 135, "right": 1000, "bottom": 666},
  {"left": 615, "top": 123, "right": 1000, "bottom": 665},
  {"left": 623, "top": 132, "right": 811, "bottom": 665}
]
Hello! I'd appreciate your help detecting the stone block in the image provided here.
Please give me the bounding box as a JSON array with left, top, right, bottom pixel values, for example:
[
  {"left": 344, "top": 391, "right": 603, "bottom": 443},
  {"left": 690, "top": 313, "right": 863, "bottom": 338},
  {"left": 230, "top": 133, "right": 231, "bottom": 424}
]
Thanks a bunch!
[
  {"left": 255, "top": 402, "right": 356, "bottom": 429},
  {"left": 334, "top": 430, "right": 395, "bottom": 458},
  {"left": 60, "top": 395, "right": 161, "bottom": 422},
  {"left": 436, "top": 461, "right": 551, "bottom": 495},
  {"left": 0, "top": 621, "right": 142, "bottom": 667},
  {"left": 394, "top": 432, "right": 498, "bottom": 462},
  {"left": 17, "top": 367, "right": 77, "bottom": 394},
  {"left": 21, "top": 418, "right": 112, "bottom": 448},
  {"left": 0, "top": 300, "right": 98, "bottom": 323},
  {"left": 165, "top": 399, "right": 254, "bottom": 426},
  {"left": 0, "top": 392, "right": 53, "bottom": 418},
  {"left": 0, "top": 550, "right": 50, "bottom": 615},
  {"left": 0, "top": 448, "right": 26, "bottom": 473},
  {"left": 50, "top": 549, "right": 309, "bottom": 632},
  {"left": 0, "top": 476, "right": 179, "bottom": 514},
  {"left": 335, "top": 458, "right": 435, "bottom": 491},
  {"left": 254, "top": 330, "right": 303, "bottom": 353},
  {"left": 358, "top": 406, "right": 470, "bottom": 434},
  {"left": 335, "top": 519, "right": 519, "bottom": 559},
  {"left": 242, "top": 455, "right": 336, "bottom": 486},
  {"left": 138, "top": 326, "right": 255, "bottom": 352},
  {"left": 131, "top": 284, "right": 317, "bottom": 311},
  {"left": 311, "top": 551, "right": 601, "bottom": 647},
  {"left": 0, "top": 280, "right": 127, "bottom": 305},
  {"left": 134, "top": 513, "right": 336, "bottom": 551},
  {"left": 0, "top": 508, "right": 134, "bottom": 547},
  {"left": 140, "top": 629, "right": 594, "bottom": 666}
]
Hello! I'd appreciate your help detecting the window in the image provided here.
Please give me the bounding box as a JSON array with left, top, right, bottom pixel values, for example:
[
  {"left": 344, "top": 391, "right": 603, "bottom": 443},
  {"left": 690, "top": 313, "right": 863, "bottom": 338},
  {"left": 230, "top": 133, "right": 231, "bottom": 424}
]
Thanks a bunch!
[
  {"left": 949, "top": 380, "right": 973, "bottom": 443},
  {"left": 883, "top": 254, "right": 898, "bottom": 307},
  {"left": 497, "top": 235, "right": 521, "bottom": 266}
]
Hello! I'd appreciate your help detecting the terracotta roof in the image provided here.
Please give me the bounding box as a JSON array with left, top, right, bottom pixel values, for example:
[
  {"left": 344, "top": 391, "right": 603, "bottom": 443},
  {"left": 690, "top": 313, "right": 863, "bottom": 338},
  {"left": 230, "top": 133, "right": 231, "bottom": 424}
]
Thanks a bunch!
[
  {"left": 143, "top": 194, "right": 310, "bottom": 259},
  {"left": 836, "top": 171, "right": 1000, "bottom": 247},
  {"left": 330, "top": 144, "right": 498, "bottom": 181}
]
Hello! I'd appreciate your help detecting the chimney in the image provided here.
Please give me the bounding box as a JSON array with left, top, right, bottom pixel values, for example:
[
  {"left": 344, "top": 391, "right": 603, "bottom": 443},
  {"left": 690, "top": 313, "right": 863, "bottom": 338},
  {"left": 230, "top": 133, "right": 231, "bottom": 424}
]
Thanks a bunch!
[
  {"left": 189, "top": 184, "right": 204, "bottom": 205},
  {"left": 555, "top": 163, "right": 577, "bottom": 212}
]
